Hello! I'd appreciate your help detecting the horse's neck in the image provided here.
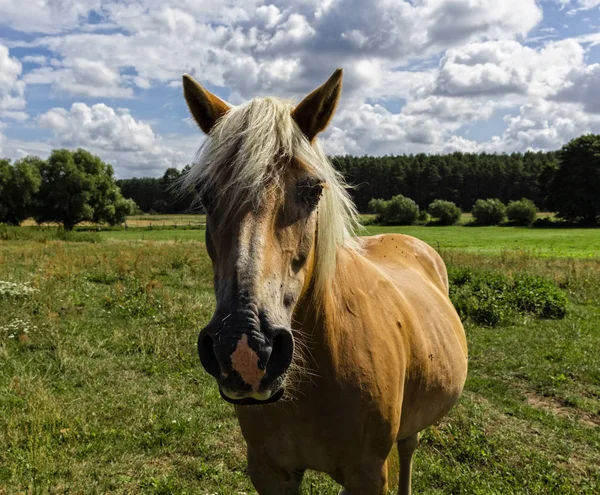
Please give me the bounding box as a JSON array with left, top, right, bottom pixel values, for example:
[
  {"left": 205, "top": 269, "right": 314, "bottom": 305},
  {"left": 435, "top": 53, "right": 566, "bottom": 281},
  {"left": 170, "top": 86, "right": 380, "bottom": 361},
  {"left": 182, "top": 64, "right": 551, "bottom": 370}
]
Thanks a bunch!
[{"left": 292, "top": 247, "right": 358, "bottom": 369}]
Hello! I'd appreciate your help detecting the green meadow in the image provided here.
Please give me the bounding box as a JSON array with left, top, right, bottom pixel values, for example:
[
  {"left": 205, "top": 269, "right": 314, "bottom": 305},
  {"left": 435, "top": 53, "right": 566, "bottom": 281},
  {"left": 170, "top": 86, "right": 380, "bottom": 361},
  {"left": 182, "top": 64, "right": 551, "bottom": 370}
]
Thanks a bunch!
[{"left": 0, "top": 219, "right": 599, "bottom": 493}]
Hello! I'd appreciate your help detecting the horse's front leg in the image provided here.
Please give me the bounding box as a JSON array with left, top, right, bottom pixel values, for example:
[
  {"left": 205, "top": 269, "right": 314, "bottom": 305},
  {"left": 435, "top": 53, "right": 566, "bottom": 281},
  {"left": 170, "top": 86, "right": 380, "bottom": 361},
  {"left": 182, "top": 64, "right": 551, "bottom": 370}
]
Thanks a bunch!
[
  {"left": 247, "top": 448, "right": 304, "bottom": 495},
  {"left": 339, "top": 459, "right": 389, "bottom": 495}
]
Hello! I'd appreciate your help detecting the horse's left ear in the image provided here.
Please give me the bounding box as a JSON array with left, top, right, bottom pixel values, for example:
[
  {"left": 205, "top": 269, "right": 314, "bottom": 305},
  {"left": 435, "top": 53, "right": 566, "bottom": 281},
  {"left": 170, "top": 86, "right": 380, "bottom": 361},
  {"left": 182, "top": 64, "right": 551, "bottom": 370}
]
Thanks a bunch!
[
  {"left": 183, "top": 74, "right": 230, "bottom": 135},
  {"left": 292, "top": 68, "right": 343, "bottom": 141}
]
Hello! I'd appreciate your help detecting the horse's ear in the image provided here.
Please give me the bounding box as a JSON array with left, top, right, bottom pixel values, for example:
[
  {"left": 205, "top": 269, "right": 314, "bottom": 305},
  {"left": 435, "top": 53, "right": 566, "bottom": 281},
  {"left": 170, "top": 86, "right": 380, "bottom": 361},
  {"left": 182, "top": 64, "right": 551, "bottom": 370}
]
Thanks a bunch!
[
  {"left": 183, "top": 74, "right": 230, "bottom": 134},
  {"left": 292, "top": 68, "right": 343, "bottom": 141}
]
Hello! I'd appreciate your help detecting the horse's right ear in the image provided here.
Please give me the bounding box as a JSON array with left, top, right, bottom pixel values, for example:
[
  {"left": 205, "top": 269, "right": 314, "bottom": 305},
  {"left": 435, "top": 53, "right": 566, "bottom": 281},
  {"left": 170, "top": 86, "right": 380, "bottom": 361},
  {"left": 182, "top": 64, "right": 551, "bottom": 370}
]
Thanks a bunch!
[
  {"left": 183, "top": 74, "right": 230, "bottom": 135},
  {"left": 292, "top": 68, "right": 343, "bottom": 142}
]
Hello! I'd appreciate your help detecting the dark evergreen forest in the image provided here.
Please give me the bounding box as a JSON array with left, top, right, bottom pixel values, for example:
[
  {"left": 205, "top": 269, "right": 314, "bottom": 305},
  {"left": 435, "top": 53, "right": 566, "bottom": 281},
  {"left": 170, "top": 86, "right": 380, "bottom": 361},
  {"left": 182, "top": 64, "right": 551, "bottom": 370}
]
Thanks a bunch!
[{"left": 117, "top": 151, "right": 558, "bottom": 213}]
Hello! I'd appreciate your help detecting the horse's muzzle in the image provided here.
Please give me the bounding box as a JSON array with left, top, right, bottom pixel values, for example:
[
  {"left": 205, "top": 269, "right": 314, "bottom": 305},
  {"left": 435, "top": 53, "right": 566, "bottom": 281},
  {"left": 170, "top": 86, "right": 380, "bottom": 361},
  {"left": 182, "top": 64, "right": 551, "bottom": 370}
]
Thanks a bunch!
[{"left": 197, "top": 310, "right": 294, "bottom": 405}]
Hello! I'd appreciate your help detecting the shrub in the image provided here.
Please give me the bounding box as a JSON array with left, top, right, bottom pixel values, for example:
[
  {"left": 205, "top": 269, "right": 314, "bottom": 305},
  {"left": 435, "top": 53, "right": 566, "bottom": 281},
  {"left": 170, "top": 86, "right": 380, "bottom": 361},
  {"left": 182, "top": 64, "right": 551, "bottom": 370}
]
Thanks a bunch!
[
  {"left": 448, "top": 268, "right": 568, "bottom": 326},
  {"left": 417, "top": 210, "right": 431, "bottom": 225},
  {"left": 368, "top": 198, "right": 387, "bottom": 217},
  {"left": 506, "top": 198, "right": 538, "bottom": 226},
  {"left": 374, "top": 195, "right": 419, "bottom": 225},
  {"left": 471, "top": 198, "right": 506, "bottom": 225},
  {"left": 428, "top": 199, "right": 462, "bottom": 225}
]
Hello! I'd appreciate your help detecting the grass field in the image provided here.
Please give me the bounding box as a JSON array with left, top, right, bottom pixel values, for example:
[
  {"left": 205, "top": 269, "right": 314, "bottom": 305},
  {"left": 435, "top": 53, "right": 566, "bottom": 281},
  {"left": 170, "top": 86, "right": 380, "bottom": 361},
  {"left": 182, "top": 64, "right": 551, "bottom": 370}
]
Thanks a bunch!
[{"left": 1, "top": 220, "right": 599, "bottom": 494}]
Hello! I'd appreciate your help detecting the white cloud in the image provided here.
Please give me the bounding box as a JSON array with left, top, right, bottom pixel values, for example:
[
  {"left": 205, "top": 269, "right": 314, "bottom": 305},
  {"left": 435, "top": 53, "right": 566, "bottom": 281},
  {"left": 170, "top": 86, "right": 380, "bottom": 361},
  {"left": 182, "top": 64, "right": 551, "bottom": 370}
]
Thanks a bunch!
[
  {"left": 484, "top": 99, "right": 600, "bottom": 152},
  {"left": 24, "top": 58, "right": 133, "bottom": 98},
  {"left": 1, "top": 111, "right": 29, "bottom": 122},
  {"left": 37, "top": 103, "right": 190, "bottom": 176},
  {"left": 558, "top": 0, "right": 600, "bottom": 12},
  {"left": 0, "top": 44, "right": 26, "bottom": 112},
  {"left": 431, "top": 39, "right": 585, "bottom": 98},
  {"left": 0, "top": 0, "right": 102, "bottom": 34},
  {"left": 24, "top": 0, "right": 543, "bottom": 101},
  {"left": 555, "top": 64, "right": 600, "bottom": 113}
]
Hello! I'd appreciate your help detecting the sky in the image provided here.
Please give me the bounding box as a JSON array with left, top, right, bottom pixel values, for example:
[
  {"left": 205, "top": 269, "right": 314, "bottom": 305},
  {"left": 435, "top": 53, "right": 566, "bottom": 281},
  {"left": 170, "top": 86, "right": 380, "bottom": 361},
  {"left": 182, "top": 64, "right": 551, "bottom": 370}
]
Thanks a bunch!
[{"left": 1, "top": 0, "right": 600, "bottom": 178}]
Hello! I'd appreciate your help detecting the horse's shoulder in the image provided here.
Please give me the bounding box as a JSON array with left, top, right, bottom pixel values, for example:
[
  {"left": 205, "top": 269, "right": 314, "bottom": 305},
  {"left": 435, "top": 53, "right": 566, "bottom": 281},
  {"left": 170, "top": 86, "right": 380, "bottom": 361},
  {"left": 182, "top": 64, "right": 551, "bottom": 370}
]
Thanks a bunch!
[{"left": 359, "top": 234, "right": 449, "bottom": 294}]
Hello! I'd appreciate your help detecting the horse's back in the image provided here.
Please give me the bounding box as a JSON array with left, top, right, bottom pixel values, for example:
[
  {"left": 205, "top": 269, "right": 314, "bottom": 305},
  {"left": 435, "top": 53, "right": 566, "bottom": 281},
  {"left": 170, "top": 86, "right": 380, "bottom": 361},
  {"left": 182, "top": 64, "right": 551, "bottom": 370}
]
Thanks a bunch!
[
  {"left": 360, "top": 233, "right": 449, "bottom": 294},
  {"left": 360, "top": 233, "right": 468, "bottom": 436}
]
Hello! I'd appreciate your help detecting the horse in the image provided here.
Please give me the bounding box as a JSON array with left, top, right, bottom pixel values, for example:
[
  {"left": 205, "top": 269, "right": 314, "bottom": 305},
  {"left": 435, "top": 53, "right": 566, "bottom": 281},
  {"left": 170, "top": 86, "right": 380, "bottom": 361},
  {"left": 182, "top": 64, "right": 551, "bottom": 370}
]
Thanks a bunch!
[{"left": 182, "top": 69, "right": 468, "bottom": 495}]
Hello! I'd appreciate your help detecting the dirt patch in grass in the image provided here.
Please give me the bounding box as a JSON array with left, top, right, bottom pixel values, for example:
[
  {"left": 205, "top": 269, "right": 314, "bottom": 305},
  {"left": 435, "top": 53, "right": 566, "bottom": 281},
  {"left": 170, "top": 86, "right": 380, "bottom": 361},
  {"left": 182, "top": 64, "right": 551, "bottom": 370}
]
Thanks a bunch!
[{"left": 527, "top": 393, "right": 600, "bottom": 428}]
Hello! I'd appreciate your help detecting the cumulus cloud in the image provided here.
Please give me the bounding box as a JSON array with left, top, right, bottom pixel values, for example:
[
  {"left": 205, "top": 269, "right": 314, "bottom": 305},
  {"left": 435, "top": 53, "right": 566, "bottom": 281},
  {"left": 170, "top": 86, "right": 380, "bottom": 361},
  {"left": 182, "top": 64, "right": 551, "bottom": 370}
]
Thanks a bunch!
[
  {"left": 37, "top": 103, "right": 190, "bottom": 175},
  {"left": 0, "top": 0, "right": 102, "bottom": 34},
  {"left": 431, "top": 39, "right": 585, "bottom": 98},
  {"left": 24, "top": 58, "right": 133, "bottom": 98},
  {"left": 554, "top": 64, "right": 600, "bottom": 114},
  {"left": 21, "top": 0, "right": 543, "bottom": 100},
  {"left": 0, "top": 44, "right": 26, "bottom": 112},
  {"left": 481, "top": 99, "right": 600, "bottom": 152}
]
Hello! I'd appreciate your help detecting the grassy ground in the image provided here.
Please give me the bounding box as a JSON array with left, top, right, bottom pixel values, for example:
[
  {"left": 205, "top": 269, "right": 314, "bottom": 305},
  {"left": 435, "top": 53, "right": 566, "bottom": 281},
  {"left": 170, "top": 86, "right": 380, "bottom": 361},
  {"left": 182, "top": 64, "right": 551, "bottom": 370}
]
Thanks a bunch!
[
  {"left": 0, "top": 226, "right": 599, "bottom": 494},
  {"left": 90, "top": 224, "right": 599, "bottom": 259}
]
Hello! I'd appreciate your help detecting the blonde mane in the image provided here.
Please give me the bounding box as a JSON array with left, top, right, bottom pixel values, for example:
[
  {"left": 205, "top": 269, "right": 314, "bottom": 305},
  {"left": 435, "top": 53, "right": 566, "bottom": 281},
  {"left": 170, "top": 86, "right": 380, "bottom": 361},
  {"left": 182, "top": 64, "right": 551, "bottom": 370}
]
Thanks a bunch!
[{"left": 183, "top": 96, "right": 362, "bottom": 296}]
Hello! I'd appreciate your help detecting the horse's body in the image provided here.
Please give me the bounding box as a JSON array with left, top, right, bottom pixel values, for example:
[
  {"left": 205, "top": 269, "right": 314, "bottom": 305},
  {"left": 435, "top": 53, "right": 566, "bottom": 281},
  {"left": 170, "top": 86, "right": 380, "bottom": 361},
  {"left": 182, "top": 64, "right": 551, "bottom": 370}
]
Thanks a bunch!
[
  {"left": 182, "top": 68, "right": 467, "bottom": 494},
  {"left": 237, "top": 234, "right": 467, "bottom": 493}
]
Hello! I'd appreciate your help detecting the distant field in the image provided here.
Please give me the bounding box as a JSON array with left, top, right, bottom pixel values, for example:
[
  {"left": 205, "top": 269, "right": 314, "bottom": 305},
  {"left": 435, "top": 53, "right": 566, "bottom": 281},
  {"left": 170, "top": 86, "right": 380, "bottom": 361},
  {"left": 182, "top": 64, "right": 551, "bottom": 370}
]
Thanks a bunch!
[
  {"left": 362, "top": 225, "right": 599, "bottom": 258},
  {"left": 88, "top": 219, "right": 599, "bottom": 259}
]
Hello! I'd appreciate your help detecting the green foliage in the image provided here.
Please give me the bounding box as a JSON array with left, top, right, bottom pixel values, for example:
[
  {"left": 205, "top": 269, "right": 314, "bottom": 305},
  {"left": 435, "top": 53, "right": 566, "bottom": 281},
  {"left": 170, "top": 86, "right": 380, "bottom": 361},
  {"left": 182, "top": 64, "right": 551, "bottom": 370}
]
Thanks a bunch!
[
  {"left": 333, "top": 151, "right": 559, "bottom": 212},
  {"left": 449, "top": 268, "right": 568, "bottom": 326},
  {"left": 428, "top": 199, "right": 462, "bottom": 225},
  {"left": 549, "top": 134, "right": 600, "bottom": 224},
  {"left": 370, "top": 194, "right": 420, "bottom": 225},
  {"left": 35, "top": 149, "right": 136, "bottom": 230},
  {"left": 507, "top": 198, "right": 538, "bottom": 226},
  {"left": 417, "top": 209, "right": 431, "bottom": 224},
  {"left": 367, "top": 198, "right": 387, "bottom": 216},
  {"left": 117, "top": 165, "right": 196, "bottom": 214},
  {"left": 0, "top": 157, "right": 42, "bottom": 225},
  {"left": 472, "top": 198, "right": 506, "bottom": 225}
]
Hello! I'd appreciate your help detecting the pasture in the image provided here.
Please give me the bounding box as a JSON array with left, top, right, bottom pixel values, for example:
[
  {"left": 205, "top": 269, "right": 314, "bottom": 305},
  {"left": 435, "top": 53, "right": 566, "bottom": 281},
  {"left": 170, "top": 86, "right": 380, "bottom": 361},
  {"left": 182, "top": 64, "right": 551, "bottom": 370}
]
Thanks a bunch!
[{"left": 1, "top": 222, "right": 599, "bottom": 493}]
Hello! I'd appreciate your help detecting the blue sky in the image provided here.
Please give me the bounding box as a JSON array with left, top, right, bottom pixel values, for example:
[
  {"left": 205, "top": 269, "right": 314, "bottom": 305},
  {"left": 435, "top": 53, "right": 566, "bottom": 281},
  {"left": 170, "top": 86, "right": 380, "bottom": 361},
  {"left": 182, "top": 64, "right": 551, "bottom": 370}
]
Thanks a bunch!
[{"left": 1, "top": 0, "right": 600, "bottom": 177}]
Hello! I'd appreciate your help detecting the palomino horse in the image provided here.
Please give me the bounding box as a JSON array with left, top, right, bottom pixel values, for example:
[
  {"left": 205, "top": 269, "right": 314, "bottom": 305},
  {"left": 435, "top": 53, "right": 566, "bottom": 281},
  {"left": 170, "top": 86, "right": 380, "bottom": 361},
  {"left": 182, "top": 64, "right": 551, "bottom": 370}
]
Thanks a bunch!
[{"left": 183, "top": 69, "right": 468, "bottom": 494}]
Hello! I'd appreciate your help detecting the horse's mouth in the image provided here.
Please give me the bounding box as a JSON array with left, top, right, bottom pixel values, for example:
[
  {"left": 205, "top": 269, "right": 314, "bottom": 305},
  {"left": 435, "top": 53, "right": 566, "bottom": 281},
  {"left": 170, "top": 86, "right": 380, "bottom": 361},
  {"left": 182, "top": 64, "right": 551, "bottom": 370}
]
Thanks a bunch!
[{"left": 219, "top": 387, "right": 285, "bottom": 406}]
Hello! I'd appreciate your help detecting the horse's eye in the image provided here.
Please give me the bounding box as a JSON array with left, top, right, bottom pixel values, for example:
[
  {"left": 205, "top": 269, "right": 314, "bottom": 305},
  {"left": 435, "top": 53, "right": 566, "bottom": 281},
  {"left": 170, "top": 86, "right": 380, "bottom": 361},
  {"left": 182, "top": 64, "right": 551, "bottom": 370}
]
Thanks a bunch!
[{"left": 297, "top": 178, "right": 324, "bottom": 209}]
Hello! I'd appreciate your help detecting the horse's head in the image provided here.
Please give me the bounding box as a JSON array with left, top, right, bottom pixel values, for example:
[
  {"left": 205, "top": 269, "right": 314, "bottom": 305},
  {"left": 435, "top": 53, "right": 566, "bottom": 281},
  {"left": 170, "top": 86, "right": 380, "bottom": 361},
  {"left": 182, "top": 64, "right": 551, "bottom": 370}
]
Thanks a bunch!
[{"left": 183, "top": 70, "right": 356, "bottom": 405}]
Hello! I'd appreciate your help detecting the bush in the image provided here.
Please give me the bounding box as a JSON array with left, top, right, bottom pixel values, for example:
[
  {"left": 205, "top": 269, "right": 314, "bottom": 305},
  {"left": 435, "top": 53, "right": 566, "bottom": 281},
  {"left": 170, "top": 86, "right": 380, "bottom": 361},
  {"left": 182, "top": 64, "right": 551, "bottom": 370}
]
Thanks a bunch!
[
  {"left": 368, "top": 198, "right": 387, "bottom": 216},
  {"left": 448, "top": 268, "right": 568, "bottom": 326},
  {"left": 428, "top": 199, "right": 462, "bottom": 225},
  {"left": 506, "top": 198, "right": 538, "bottom": 226},
  {"left": 471, "top": 198, "right": 506, "bottom": 225},
  {"left": 417, "top": 210, "right": 431, "bottom": 225},
  {"left": 371, "top": 195, "right": 419, "bottom": 225}
]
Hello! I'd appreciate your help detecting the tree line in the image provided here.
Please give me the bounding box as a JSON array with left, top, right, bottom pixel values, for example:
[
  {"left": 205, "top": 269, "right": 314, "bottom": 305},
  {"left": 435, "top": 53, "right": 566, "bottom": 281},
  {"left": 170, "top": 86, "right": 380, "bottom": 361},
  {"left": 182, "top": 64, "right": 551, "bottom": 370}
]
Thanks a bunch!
[
  {"left": 332, "top": 151, "right": 558, "bottom": 212},
  {"left": 117, "top": 151, "right": 558, "bottom": 214},
  {"left": 1, "top": 134, "right": 599, "bottom": 227}
]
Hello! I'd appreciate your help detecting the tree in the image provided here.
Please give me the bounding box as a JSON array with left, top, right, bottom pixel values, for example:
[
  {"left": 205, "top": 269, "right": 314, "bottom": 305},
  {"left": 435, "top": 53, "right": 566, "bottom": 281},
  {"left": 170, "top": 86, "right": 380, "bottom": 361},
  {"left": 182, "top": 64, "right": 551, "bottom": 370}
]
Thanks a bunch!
[
  {"left": 428, "top": 199, "right": 462, "bottom": 225},
  {"left": 471, "top": 198, "right": 506, "bottom": 226},
  {"left": 0, "top": 157, "right": 42, "bottom": 225},
  {"left": 548, "top": 134, "right": 600, "bottom": 224},
  {"left": 35, "top": 149, "right": 135, "bottom": 230},
  {"left": 371, "top": 195, "right": 419, "bottom": 225},
  {"left": 506, "top": 198, "right": 538, "bottom": 226}
]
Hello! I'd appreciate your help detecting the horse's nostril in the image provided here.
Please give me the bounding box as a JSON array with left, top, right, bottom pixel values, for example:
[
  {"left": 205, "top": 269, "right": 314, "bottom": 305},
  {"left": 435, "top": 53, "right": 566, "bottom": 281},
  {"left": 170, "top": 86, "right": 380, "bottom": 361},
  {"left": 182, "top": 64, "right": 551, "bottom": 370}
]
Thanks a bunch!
[
  {"left": 266, "top": 330, "right": 294, "bottom": 378},
  {"left": 198, "top": 333, "right": 221, "bottom": 378}
]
